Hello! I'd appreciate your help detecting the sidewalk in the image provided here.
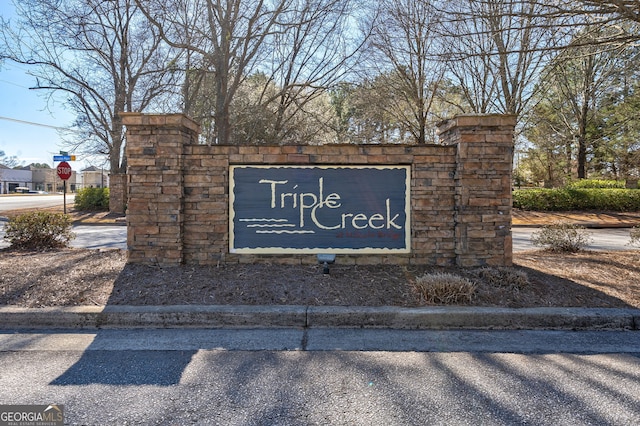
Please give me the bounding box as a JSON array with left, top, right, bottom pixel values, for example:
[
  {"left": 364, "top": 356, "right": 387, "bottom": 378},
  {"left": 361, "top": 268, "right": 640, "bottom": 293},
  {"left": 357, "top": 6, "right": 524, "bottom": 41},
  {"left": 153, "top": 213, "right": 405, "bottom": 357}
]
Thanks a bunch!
[{"left": 512, "top": 210, "right": 640, "bottom": 228}]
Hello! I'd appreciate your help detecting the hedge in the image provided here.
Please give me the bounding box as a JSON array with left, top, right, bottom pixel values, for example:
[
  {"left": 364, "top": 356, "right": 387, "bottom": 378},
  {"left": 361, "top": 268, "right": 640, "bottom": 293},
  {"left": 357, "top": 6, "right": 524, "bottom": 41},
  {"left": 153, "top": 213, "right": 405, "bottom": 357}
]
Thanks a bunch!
[
  {"left": 566, "top": 179, "right": 626, "bottom": 189},
  {"left": 513, "top": 188, "right": 640, "bottom": 211},
  {"left": 74, "top": 187, "right": 110, "bottom": 211}
]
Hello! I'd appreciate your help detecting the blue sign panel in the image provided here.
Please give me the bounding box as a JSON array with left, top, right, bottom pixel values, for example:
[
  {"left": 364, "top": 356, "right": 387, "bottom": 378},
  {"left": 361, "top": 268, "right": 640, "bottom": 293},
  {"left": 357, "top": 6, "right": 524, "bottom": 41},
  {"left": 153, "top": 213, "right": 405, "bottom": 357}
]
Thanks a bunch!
[
  {"left": 230, "top": 165, "right": 411, "bottom": 253},
  {"left": 53, "top": 155, "right": 71, "bottom": 161}
]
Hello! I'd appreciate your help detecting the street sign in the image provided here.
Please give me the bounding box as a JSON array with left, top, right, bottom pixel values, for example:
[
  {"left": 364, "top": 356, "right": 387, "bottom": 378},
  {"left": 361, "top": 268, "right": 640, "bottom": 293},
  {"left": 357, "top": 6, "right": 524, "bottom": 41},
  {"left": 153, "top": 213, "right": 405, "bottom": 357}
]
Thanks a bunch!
[
  {"left": 56, "top": 161, "right": 72, "bottom": 180},
  {"left": 53, "top": 155, "right": 76, "bottom": 161}
]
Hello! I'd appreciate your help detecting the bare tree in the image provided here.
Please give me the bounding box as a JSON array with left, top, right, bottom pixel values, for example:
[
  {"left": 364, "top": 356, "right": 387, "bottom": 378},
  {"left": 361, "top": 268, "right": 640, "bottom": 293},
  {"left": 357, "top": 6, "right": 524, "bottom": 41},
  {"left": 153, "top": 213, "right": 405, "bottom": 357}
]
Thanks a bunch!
[
  {"left": 516, "top": 2, "right": 640, "bottom": 50},
  {"left": 550, "top": 1, "right": 640, "bottom": 25},
  {"left": 361, "top": 0, "right": 445, "bottom": 144},
  {"left": 136, "top": 0, "right": 292, "bottom": 145},
  {"left": 138, "top": 0, "right": 363, "bottom": 145},
  {"left": 0, "top": 0, "right": 177, "bottom": 180},
  {"left": 439, "top": 0, "right": 568, "bottom": 118},
  {"left": 0, "top": 150, "right": 21, "bottom": 168},
  {"left": 250, "top": 0, "right": 362, "bottom": 145}
]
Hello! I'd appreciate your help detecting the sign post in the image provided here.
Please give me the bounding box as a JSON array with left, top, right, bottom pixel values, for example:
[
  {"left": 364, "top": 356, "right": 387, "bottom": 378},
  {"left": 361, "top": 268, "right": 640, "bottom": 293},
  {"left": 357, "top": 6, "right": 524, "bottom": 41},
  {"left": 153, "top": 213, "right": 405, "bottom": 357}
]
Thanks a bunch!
[{"left": 56, "top": 161, "right": 72, "bottom": 214}]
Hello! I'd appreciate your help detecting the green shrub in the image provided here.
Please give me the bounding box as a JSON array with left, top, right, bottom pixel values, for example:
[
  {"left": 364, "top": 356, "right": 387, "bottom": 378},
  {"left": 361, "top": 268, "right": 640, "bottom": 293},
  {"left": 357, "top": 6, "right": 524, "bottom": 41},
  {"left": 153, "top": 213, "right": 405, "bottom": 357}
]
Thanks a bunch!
[
  {"left": 3, "top": 212, "right": 75, "bottom": 250},
  {"left": 74, "top": 187, "right": 110, "bottom": 211},
  {"left": 566, "top": 179, "right": 625, "bottom": 189},
  {"left": 414, "top": 272, "right": 476, "bottom": 304},
  {"left": 513, "top": 188, "right": 640, "bottom": 211},
  {"left": 530, "top": 222, "right": 591, "bottom": 252}
]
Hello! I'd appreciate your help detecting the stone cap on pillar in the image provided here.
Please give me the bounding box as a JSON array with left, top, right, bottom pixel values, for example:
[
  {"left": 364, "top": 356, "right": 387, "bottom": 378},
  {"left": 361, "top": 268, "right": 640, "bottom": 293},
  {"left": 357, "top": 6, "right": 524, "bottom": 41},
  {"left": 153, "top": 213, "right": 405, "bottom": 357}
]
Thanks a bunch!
[
  {"left": 436, "top": 114, "right": 517, "bottom": 135},
  {"left": 120, "top": 112, "right": 201, "bottom": 135}
]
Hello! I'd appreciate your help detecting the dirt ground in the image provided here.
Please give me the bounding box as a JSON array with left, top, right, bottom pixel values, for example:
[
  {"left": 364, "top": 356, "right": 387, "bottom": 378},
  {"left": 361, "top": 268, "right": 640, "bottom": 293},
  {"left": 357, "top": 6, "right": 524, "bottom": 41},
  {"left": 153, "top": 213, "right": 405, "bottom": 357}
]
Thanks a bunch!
[
  {"left": 1, "top": 248, "right": 638, "bottom": 309},
  {"left": 1, "top": 208, "right": 639, "bottom": 309}
]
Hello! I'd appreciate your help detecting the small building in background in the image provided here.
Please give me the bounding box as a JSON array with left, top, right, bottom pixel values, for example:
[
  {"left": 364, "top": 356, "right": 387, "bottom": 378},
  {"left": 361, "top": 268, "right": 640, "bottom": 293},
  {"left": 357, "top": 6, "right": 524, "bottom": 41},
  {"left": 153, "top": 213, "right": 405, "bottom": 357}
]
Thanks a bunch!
[
  {"left": 80, "top": 166, "right": 109, "bottom": 189},
  {"left": 0, "top": 165, "right": 80, "bottom": 194},
  {"left": 27, "top": 165, "right": 78, "bottom": 193},
  {"left": 0, "top": 165, "right": 33, "bottom": 194},
  {"left": 31, "top": 167, "right": 58, "bottom": 193}
]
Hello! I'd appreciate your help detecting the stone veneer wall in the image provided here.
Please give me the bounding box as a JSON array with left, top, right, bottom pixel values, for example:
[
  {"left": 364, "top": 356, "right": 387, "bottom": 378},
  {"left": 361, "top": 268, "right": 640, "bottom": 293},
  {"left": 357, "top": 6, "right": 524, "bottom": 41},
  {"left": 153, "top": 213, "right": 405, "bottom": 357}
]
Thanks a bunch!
[
  {"left": 108, "top": 173, "right": 127, "bottom": 214},
  {"left": 121, "top": 113, "right": 515, "bottom": 267}
]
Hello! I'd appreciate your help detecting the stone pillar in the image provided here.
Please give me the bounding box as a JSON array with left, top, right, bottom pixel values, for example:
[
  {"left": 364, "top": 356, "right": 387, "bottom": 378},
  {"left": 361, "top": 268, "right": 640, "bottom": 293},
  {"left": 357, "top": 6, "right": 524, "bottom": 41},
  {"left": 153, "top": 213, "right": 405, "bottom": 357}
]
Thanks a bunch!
[
  {"left": 438, "top": 114, "right": 516, "bottom": 267},
  {"left": 108, "top": 173, "right": 127, "bottom": 214},
  {"left": 121, "top": 113, "right": 200, "bottom": 265}
]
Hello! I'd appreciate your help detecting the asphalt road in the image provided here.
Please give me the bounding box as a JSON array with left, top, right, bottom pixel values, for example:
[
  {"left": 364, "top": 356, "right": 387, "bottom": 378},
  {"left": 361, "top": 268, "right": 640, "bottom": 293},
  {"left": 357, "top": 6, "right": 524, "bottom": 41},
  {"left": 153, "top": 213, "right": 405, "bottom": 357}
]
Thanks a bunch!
[
  {"left": 0, "top": 194, "right": 67, "bottom": 211},
  {"left": 0, "top": 328, "right": 639, "bottom": 425},
  {"left": 511, "top": 226, "right": 635, "bottom": 251}
]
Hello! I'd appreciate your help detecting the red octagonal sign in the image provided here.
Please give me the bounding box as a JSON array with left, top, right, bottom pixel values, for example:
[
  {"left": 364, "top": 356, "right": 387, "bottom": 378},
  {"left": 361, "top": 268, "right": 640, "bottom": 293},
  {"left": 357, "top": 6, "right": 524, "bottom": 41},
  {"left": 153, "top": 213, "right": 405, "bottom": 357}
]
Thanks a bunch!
[{"left": 56, "top": 161, "right": 72, "bottom": 180}]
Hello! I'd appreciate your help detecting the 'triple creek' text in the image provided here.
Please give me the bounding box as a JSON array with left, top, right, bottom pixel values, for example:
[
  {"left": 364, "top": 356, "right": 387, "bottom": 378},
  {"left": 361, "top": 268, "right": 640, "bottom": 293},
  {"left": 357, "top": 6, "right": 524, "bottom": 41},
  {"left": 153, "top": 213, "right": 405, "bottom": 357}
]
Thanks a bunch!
[{"left": 258, "top": 177, "right": 402, "bottom": 231}]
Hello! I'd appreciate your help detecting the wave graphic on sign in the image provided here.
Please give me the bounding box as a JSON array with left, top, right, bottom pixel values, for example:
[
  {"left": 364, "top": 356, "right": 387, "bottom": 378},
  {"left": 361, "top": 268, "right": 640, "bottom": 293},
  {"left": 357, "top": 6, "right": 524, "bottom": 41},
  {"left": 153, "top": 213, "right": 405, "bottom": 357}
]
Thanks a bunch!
[
  {"left": 255, "top": 230, "right": 315, "bottom": 234},
  {"left": 247, "top": 224, "right": 296, "bottom": 228},
  {"left": 238, "top": 218, "right": 314, "bottom": 234},
  {"left": 239, "top": 218, "right": 288, "bottom": 222}
]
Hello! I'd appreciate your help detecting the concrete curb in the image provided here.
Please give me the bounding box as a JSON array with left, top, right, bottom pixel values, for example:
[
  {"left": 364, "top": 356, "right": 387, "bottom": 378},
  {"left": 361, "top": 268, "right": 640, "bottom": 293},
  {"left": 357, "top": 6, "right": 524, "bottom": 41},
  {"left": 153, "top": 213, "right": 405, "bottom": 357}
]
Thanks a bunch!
[
  {"left": 307, "top": 306, "right": 640, "bottom": 330},
  {"left": 512, "top": 223, "right": 636, "bottom": 229},
  {"left": 0, "top": 305, "right": 638, "bottom": 330}
]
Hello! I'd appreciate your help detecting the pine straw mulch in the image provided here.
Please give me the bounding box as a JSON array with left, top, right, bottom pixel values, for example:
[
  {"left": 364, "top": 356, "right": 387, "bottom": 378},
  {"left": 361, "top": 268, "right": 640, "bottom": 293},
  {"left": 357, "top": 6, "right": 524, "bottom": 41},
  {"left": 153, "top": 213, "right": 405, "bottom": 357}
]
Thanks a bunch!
[{"left": 1, "top": 248, "right": 638, "bottom": 309}]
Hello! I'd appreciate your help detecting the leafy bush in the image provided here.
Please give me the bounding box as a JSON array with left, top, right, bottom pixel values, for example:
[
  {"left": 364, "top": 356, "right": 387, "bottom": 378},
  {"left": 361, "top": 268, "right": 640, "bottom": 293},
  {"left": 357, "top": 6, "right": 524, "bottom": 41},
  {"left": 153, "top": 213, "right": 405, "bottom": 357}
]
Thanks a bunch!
[
  {"left": 630, "top": 226, "right": 640, "bottom": 248},
  {"left": 513, "top": 188, "right": 640, "bottom": 211},
  {"left": 3, "top": 212, "right": 75, "bottom": 250},
  {"left": 414, "top": 272, "right": 476, "bottom": 304},
  {"left": 530, "top": 222, "right": 592, "bottom": 252},
  {"left": 74, "top": 187, "right": 109, "bottom": 211},
  {"left": 566, "top": 179, "right": 625, "bottom": 189}
]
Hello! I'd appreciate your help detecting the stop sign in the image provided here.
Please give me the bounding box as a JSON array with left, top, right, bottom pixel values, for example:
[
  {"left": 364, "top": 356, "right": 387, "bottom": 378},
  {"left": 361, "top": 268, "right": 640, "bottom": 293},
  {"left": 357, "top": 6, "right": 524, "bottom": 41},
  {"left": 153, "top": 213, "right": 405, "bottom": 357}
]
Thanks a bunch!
[{"left": 56, "top": 161, "right": 72, "bottom": 180}]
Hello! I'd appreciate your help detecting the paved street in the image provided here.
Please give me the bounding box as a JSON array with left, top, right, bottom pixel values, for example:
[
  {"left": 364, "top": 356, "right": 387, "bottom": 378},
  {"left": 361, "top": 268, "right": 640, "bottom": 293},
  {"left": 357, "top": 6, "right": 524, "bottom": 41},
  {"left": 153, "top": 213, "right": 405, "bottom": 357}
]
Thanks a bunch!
[
  {"left": 0, "top": 328, "right": 639, "bottom": 425},
  {"left": 0, "top": 194, "right": 66, "bottom": 211},
  {"left": 0, "top": 223, "right": 128, "bottom": 250},
  {"left": 511, "top": 226, "right": 636, "bottom": 252}
]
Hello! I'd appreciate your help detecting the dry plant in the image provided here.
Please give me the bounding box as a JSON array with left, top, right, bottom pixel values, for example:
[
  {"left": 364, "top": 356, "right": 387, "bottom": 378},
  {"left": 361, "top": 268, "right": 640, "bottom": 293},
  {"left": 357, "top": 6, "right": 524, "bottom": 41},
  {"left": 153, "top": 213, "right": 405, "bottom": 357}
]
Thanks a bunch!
[
  {"left": 629, "top": 226, "right": 640, "bottom": 247},
  {"left": 474, "top": 267, "right": 529, "bottom": 290},
  {"left": 531, "top": 222, "right": 592, "bottom": 252},
  {"left": 414, "top": 272, "right": 476, "bottom": 305}
]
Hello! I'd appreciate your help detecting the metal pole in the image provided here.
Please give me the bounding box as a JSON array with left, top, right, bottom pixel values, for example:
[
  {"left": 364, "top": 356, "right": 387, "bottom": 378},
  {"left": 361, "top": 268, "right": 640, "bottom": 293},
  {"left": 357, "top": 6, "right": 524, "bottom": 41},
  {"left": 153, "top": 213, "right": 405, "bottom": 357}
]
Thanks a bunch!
[{"left": 63, "top": 180, "right": 67, "bottom": 215}]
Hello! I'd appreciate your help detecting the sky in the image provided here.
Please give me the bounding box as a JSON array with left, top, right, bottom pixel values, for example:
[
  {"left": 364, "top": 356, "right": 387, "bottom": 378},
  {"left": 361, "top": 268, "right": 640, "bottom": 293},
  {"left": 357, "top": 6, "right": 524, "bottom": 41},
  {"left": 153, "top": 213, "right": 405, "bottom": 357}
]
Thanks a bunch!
[{"left": 0, "top": 2, "right": 96, "bottom": 171}]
